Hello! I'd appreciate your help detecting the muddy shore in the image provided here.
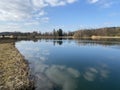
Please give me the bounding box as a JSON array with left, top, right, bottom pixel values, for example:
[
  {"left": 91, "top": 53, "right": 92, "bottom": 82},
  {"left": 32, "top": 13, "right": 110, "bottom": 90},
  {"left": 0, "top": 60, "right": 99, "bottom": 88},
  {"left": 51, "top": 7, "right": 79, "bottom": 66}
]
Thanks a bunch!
[{"left": 0, "top": 42, "right": 34, "bottom": 90}]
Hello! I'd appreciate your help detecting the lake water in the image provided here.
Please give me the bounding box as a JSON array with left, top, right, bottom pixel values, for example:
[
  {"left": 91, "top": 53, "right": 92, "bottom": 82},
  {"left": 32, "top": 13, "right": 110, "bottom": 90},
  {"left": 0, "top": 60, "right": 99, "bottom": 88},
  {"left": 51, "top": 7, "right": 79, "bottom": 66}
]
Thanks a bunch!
[{"left": 16, "top": 39, "right": 120, "bottom": 90}]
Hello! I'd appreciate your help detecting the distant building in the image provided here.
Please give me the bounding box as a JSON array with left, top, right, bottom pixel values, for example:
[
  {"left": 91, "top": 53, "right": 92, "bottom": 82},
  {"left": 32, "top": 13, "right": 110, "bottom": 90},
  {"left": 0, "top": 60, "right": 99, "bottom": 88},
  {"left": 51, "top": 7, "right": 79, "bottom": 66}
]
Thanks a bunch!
[{"left": 0, "top": 35, "right": 15, "bottom": 39}]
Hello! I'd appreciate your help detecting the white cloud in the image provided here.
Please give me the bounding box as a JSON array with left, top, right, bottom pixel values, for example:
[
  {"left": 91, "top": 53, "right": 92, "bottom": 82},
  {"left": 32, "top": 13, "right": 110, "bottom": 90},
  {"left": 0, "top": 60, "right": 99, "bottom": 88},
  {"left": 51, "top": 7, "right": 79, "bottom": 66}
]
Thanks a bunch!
[
  {"left": 44, "top": 0, "right": 66, "bottom": 6},
  {"left": 0, "top": 23, "right": 23, "bottom": 32},
  {"left": 101, "top": 2, "right": 113, "bottom": 8},
  {"left": 88, "top": 0, "right": 99, "bottom": 4},
  {"left": 38, "top": 10, "right": 46, "bottom": 16},
  {"left": 0, "top": 0, "right": 77, "bottom": 21},
  {"left": 41, "top": 17, "right": 50, "bottom": 22},
  {"left": 87, "top": 0, "right": 115, "bottom": 8},
  {"left": 31, "top": 0, "right": 48, "bottom": 8},
  {"left": 67, "top": 0, "right": 77, "bottom": 4},
  {"left": 0, "top": 0, "right": 32, "bottom": 21},
  {"left": 0, "top": 0, "right": 76, "bottom": 32},
  {"left": 23, "top": 21, "right": 39, "bottom": 26}
]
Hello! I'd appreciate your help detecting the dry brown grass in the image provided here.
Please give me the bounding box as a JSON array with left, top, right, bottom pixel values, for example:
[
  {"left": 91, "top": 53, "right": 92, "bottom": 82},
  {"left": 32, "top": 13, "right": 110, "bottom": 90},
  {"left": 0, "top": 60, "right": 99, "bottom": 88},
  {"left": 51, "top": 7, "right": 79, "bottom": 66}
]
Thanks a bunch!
[
  {"left": 0, "top": 43, "right": 34, "bottom": 90},
  {"left": 91, "top": 35, "right": 120, "bottom": 39}
]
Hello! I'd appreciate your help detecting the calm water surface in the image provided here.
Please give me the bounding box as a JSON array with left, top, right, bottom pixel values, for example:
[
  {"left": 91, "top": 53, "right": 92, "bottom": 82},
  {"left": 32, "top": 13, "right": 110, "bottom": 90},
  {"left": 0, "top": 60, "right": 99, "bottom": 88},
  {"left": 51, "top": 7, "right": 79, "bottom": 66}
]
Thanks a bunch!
[{"left": 16, "top": 39, "right": 120, "bottom": 90}]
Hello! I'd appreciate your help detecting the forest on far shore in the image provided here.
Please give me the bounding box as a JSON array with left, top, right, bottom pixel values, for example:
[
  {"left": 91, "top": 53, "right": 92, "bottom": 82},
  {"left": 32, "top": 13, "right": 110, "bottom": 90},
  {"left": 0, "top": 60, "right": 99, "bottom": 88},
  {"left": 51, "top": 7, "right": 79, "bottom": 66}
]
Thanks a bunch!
[
  {"left": 0, "top": 27, "right": 120, "bottom": 39},
  {"left": 73, "top": 27, "right": 120, "bottom": 38}
]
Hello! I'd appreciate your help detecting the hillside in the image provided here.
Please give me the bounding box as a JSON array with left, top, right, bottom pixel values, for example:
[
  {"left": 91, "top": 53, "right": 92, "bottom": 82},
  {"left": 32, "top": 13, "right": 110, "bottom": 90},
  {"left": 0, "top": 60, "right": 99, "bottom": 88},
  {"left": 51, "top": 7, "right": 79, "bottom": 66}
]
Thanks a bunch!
[{"left": 73, "top": 27, "right": 120, "bottom": 38}]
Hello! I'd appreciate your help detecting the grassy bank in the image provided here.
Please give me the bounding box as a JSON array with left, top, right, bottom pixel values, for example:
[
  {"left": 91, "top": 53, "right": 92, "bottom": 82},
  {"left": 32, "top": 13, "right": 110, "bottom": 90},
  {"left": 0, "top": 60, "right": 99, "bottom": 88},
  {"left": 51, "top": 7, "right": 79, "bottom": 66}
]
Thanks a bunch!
[
  {"left": 0, "top": 43, "right": 34, "bottom": 90},
  {"left": 73, "top": 36, "right": 120, "bottom": 39},
  {"left": 91, "top": 36, "right": 120, "bottom": 39}
]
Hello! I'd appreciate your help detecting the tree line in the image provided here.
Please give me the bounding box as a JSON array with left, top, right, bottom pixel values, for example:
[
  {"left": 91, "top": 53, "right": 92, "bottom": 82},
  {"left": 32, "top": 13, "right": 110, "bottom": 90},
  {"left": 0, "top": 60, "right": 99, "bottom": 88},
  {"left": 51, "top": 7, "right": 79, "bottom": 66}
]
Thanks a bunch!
[
  {"left": 73, "top": 27, "right": 120, "bottom": 38},
  {"left": 0, "top": 27, "right": 120, "bottom": 38},
  {"left": 0, "top": 29, "right": 74, "bottom": 38}
]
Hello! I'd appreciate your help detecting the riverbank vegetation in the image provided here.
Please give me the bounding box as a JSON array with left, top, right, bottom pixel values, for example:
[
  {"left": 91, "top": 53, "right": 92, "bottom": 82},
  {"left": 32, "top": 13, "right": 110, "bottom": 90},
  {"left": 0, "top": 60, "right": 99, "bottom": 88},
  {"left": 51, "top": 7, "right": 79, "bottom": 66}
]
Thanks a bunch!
[{"left": 0, "top": 43, "right": 34, "bottom": 90}]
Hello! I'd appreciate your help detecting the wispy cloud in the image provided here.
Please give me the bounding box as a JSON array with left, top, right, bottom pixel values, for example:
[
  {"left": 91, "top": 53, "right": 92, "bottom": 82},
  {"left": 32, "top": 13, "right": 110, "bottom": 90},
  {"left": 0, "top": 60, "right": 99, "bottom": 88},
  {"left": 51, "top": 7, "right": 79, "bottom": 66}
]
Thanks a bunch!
[
  {"left": 41, "top": 17, "right": 50, "bottom": 22},
  {"left": 88, "top": 0, "right": 99, "bottom": 4},
  {"left": 100, "top": 1, "right": 113, "bottom": 8},
  {"left": 0, "top": 23, "right": 23, "bottom": 32},
  {"left": 0, "top": 0, "right": 77, "bottom": 32},
  {"left": 87, "top": 0, "right": 115, "bottom": 8},
  {"left": 67, "top": 0, "right": 77, "bottom": 4},
  {"left": 109, "top": 12, "right": 120, "bottom": 17},
  {"left": 0, "top": 0, "right": 77, "bottom": 21},
  {"left": 0, "top": 0, "right": 31, "bottom": 21}
]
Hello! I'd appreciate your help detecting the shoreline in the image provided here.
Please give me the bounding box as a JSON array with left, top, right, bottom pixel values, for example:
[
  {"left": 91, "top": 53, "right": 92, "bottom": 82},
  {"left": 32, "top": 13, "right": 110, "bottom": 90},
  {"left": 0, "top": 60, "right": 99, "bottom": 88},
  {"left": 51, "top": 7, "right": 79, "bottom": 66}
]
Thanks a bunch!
[
  {"left": 0, "top": 42, "right": 34, "bottom": 90},
  {"left": 91, "top": 36, "right": 120, "bottom": 39},
  {"left": 73, "top": 36, "right": 120, "bottom": 39},
  {"left": 1, "top": 35, "right": 120, "bottom": 40}
]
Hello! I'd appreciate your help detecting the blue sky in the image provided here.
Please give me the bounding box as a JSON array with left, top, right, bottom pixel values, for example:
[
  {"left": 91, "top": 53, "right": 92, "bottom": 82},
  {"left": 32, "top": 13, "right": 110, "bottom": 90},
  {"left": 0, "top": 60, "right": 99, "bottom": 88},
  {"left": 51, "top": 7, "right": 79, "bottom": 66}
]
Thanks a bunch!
[{"left": 0, "top": 0, "right": 120, "bottom": 32}]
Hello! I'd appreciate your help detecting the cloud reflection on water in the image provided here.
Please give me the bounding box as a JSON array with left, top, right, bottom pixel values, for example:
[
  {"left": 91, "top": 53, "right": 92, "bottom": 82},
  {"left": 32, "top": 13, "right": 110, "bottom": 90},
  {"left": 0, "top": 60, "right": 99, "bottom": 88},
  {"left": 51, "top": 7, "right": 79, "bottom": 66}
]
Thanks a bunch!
[
  {"left": 31, "top": 58, "right": 81, "bottom": 90},
  {"left": 83, "top": 67, "right": 98, "bottom": 81},
  {"left": 45, "top": 65, "right": 80, "bottom": 90},
  {"left": 83, "top": 64, "right": 110, "bottom": 82},
  {"left": 17, "top": 42, "right": 81, "bottom": 90},
  {"left": 16, "top": 41, "right": 111, "bottom": 90}
]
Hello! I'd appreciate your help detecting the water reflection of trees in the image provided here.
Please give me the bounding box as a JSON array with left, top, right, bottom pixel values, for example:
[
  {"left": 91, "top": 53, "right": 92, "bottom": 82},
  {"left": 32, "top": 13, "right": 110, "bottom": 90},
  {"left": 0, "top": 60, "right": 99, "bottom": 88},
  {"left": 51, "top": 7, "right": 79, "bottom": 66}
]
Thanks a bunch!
[
  {"left": 0, "top": 38, "right": 16, "bottom": 43},
  {"left": 53, "top": 40, "right": 63, "bottom": 45},
  {"left": 75, "top": 39, "right": 120, "bottom": 46},
  {"left": 15, "top": 38, "right": 64, "bottom": 46},
  {"left": 17, "top": 38, "right": 120, "bottom": 46}
]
